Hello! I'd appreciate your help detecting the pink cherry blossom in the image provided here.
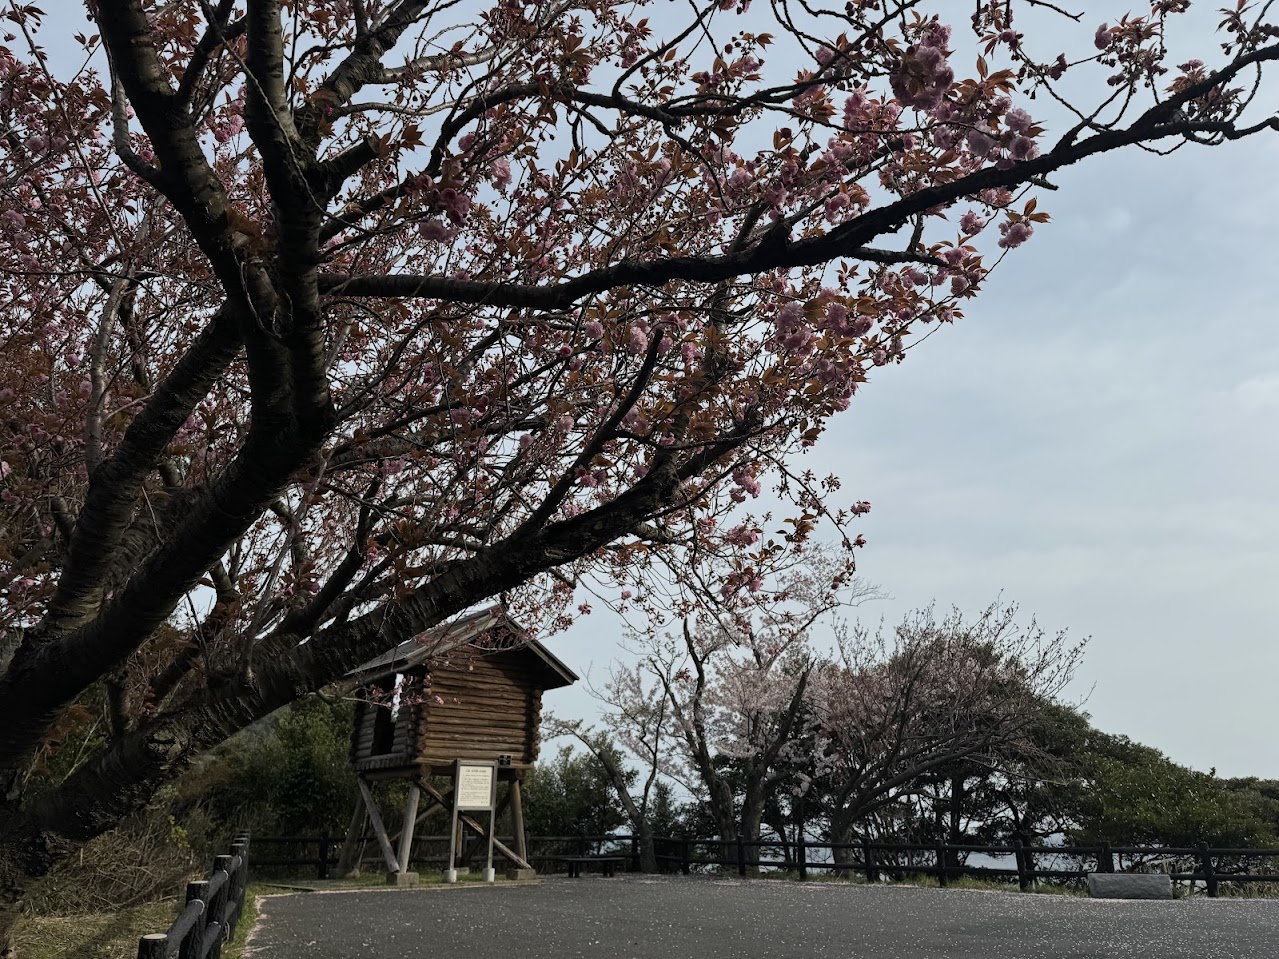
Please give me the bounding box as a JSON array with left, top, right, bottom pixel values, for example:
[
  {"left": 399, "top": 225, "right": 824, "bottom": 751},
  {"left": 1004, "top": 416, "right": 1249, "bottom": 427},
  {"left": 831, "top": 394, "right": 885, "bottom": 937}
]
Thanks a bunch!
[
  {"left": 998, "top": 220, "right": 1034, "bottom": 249},
  {"left": 417, "top": 219, "right": 454, "bottom": 242},
  {"left": 491, "top": 157, "right": 512, "bottom": 191},
  {"left": 959, "top": 211, "right": 985, "bottom": 234}
]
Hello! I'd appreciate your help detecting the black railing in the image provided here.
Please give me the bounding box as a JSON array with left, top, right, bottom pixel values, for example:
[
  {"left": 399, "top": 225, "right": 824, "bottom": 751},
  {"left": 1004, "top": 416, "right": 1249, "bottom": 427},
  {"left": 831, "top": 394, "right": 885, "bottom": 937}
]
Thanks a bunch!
[
  {"left": 136, "top": 833, "right": 251, "bottom": 959},
  {"left": 250, "top": 831, "right": 1279, "bottom": 896}
]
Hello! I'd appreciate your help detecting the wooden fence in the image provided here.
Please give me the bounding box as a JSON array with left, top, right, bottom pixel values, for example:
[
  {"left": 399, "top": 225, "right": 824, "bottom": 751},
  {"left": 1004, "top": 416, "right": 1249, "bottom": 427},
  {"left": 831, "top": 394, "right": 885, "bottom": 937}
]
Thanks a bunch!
[
  {"left": 251, "top": 832, "right": 1279, "bottom": 897},
  {"left": 136, "top": 833, "right": 251, "bottom": 959}
]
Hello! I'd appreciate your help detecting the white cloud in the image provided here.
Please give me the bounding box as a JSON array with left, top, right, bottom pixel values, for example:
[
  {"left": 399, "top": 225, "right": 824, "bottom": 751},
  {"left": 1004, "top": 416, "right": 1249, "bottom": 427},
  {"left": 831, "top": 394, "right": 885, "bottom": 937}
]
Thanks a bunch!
[{"left": 1231, "top": 374, "right": 1279, "bottom": 413}]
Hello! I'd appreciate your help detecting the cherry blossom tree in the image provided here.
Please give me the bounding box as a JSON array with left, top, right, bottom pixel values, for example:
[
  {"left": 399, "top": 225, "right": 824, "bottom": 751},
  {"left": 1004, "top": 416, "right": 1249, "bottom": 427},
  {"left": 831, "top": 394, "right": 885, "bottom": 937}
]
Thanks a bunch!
[
  {"left": 806, "top": 601, "right": 1082, "bottom": 867},
  {"left": 0, "top": 0, "right": 1276, "bottom": 945},
  {"left": 616, "top": 549, "right": 875, "bottom": 867}
]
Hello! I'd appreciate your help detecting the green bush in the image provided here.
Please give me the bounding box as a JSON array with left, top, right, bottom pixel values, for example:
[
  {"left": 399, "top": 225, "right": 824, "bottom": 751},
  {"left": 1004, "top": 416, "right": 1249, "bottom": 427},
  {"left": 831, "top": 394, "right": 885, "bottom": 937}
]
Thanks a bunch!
[{"left": 182, "top": 695, "right": 358, "bottom": 841}]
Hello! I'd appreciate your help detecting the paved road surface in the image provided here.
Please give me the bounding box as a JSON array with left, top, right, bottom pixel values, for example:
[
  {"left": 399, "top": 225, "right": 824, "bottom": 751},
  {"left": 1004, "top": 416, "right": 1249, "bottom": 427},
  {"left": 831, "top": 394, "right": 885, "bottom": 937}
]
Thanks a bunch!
[{"left": 246, "top": 875, "right": 1279, "bottom": 958}]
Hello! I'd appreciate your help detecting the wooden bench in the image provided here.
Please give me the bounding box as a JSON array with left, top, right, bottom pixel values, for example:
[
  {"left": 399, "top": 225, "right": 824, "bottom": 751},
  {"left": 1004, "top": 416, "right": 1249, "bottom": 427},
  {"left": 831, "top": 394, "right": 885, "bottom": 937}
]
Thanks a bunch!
[{"left": 557, "top": 856, "right": 626, "bottom": 878}]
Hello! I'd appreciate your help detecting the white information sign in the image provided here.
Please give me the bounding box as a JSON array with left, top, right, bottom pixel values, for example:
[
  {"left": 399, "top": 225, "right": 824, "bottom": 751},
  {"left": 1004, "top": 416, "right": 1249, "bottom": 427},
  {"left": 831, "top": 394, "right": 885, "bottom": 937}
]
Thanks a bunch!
[
  {"left": 446, "top": 760, "right": 498, "bottom": 883},
  {"left": 455, "top": 763, "right": 495, "bottom": 810}
]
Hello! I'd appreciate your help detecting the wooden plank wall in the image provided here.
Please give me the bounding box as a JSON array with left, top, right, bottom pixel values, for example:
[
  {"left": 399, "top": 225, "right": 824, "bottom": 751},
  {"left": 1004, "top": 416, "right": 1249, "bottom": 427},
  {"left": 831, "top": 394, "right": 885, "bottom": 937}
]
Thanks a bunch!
[{"left": 416, "top": 654, "right": 541, "bottom": 764}]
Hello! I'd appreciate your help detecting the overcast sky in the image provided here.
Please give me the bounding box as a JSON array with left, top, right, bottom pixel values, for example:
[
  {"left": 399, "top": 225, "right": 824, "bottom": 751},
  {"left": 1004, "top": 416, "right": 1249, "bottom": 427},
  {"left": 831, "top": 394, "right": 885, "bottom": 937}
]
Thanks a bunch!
[{"left": 547, "top": 26, "right": 1279, "bottom": 781}]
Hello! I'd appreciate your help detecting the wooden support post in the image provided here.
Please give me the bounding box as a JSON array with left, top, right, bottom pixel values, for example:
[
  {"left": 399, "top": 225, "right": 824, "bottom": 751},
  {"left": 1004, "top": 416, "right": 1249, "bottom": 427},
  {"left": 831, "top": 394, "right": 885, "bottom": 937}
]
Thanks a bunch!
[
  {"left": 396, "top": 783, "right": 421, "bottom": 874},
  {"left": 1100, "top": 842, "right": 1115, "bottom": 873},
  {"left": 1197, "top": 841, "right": 1219, "bottom": 898},
  {"left": 419, "top": 781, "right": 533, "bottom": 871},
  {"left": 736, "top": 834, "right": 746, "bottom": 877},
  {"left": 335, "top": 795, "right": 367, "bottom": 877},
  {"left": 357, "top": 778, "right": 402, "bottom": 873},
  {"left": 796, "top": 835, "right": 807, "bottom": 881},
  {"left": 511, "top": 779, "right": 528, "bottom": 862},
  {"left": 317, "top": 831, "right": 330, "bottom": 880},
  {"left": 937, "top": 841, "right": 948, "bottom": 887}
]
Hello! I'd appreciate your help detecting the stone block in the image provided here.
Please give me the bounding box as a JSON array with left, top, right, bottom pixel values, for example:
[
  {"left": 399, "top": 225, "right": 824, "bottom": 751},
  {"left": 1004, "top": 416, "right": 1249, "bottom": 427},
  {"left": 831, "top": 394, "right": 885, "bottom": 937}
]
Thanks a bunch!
[
  {"left": 386, "top": 871, "right": 420, "bottom": 887},
  {"left": 506, "top": 868, "right": 538, "bottom": 881},
  {"left": 1086, "top": 873, "right": 1173, "bottom": 900}
]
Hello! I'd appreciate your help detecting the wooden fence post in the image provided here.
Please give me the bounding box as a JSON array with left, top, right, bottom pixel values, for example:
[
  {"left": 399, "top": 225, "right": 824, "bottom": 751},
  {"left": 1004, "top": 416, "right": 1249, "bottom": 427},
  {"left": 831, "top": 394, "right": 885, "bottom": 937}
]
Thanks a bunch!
[
  {"left": 138, "top": 833, "right": 251, "bottom": 958},
  {"left": 229, "top": 838, "right": 249, "bottom": 925},
  {"left": 797, "top": 835, "right": 807, "bottom": 881},
  {"left": 210, "top": 855, "right": 233, "bottom": 959},
  {"left": 318, "top": 831, "right": 330, "bottom": 880},
  {"left": 681, "top": 839, "right": 691, "bottom": 875},
  {"left": 736, "top": 834, "right": 746, "bottom": 877},
  {"left": 177, "top": 880, "right": 207, "bottom": 959},
  {"left": 630, "top": 835, "right": 639, "bottom": 873},
  {"left": 861, "top": 838, "right": 877, "bottom": 884},
  {"left": 1014, "top": 840, "right": 1030, "bottom": 891},
  {"left": 1100, "top": 842, "right": 1115, "bottom": 874},
  {"left": 1197, "top": 842, "right": 1219, "bottom": 898},
  {"left": 936, "top": 841, "right": 948, "bottom": 887}
]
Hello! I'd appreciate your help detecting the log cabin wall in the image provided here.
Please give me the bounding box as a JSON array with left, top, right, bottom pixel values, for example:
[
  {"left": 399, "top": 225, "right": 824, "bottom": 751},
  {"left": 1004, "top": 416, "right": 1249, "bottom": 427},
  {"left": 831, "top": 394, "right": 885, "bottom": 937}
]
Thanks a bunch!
[
  {"left": 415, "top": 652, "right": 544, "bottom": 766},
  {"left": 348, "top": 615, "right": 575, "bottom": 777}
]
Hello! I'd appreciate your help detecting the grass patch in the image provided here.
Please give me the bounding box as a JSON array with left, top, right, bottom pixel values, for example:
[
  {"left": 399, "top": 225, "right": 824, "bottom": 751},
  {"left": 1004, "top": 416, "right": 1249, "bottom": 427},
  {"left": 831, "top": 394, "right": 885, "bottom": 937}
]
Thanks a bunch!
[
  {"left": 1203, "top": 880, "right": 1279, "bottom": 899},
  {"left": 224, "top": 886, "right": 262, "bottom": 959},
  {"left": 12, "top": 899, "right": 179, "bottom": 959},
  {"left": 13, "top": 886, "right": 268, "bottom": 959}
]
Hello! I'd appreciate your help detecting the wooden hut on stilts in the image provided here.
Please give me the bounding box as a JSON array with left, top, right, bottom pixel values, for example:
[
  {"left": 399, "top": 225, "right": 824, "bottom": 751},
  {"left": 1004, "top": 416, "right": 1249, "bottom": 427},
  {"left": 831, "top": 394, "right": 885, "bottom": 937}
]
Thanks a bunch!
[{"left": 336, "top": 605, "right": 577, "bottom": 882}]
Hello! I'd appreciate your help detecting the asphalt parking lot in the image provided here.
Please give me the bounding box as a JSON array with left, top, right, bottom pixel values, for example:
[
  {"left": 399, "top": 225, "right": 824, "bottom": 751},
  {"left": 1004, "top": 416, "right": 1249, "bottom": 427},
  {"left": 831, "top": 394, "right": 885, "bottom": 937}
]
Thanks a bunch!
[{"left": 246, "top": 875, "right": 1279, "bottom": 959}]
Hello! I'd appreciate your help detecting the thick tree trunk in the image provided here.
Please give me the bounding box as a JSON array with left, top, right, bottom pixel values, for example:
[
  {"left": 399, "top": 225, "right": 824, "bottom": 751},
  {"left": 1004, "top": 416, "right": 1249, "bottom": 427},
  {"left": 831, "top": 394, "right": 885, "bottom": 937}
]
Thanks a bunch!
[
  {"left": 830, "top": 816, "right": 859, "bottom": 876},
  {"left": 739, "top": 793, "right": 766, "bottom": 875},
  {"left": 765, "top": 811, "right": 795, "bottom": 870},
  {"left": 945, "top": 775, "right": 965, "bottom": 876},
  {"left": 635, "top": 820, "right": 658, "bottom": 874},
  {"left": 708, "top": 780, "right": 739, "bottom": 872}
]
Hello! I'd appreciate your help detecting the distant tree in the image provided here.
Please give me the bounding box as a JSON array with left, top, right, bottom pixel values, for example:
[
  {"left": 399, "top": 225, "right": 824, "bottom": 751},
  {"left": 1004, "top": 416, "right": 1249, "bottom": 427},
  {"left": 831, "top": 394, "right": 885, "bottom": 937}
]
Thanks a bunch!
[
  {"left": 807, "top": 602, "right": 1080, "bottom": 866},
  {"left": 520, "top": 744, "right": 629, "bottom": 839},
  {"left": 621, "top": 550, "right": 873, "bottom": 866},
  {"left": 646, "top": 781, "right": 697, "bottom": 844},
  {"left": 1222, "top": 778, "right": 1279, "bottom": 838},
  {"left": 549, "top": 655, "right": 676, "bottom": 871},
  {"left": 184, "top": 695, "right": 357, "bottom": 839},
  {"left": 1063, "top": 733, "right": 1277, "bottom": 854}
]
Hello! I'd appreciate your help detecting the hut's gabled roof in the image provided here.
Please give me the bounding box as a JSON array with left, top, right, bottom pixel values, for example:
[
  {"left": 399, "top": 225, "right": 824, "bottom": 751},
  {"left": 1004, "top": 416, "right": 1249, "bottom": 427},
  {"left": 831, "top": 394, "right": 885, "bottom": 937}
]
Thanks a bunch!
[{"left": 345, "top": 605, "right": 577, "bottom": 689}]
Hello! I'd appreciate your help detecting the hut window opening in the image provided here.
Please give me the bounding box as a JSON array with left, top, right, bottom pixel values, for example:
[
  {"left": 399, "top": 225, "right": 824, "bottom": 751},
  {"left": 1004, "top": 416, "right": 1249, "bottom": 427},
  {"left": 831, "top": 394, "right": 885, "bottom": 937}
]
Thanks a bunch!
[{"left": 370, "top": 672, "right": 403, "bottom": 755}]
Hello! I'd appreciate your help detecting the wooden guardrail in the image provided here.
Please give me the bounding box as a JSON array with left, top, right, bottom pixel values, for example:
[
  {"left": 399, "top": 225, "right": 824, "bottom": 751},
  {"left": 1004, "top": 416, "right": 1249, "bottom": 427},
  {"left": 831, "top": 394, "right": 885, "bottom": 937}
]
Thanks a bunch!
[
  {"left": 644, "top": 836, "right": 1279, "bottom": 897},
  {"left": 136, "top": 833, "right": 250, "bottom": 959},
  {"left": 249, "top": 831, "right": 1279, "bottom": 897}
]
